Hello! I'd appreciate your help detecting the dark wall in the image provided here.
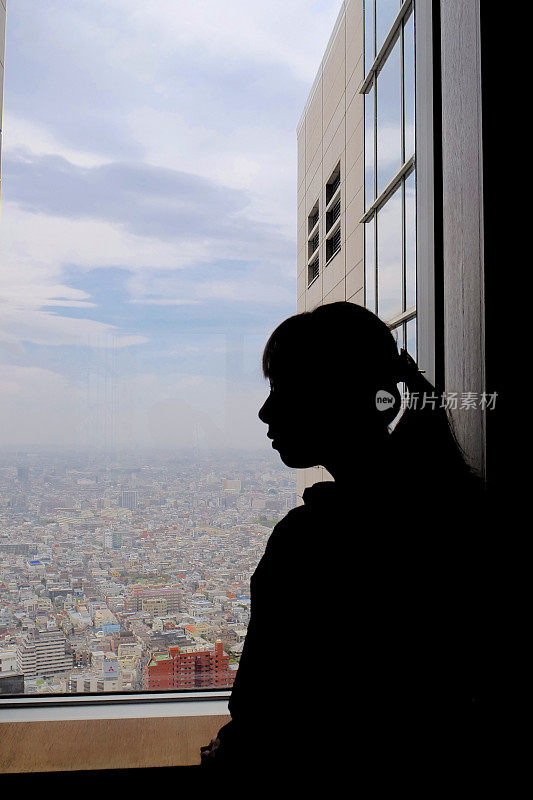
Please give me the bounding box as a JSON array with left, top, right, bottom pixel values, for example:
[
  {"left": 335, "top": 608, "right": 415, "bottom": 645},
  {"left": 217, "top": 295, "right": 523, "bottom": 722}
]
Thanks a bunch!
[{"left": 0, "top": 672, "right": 25, "bottom": 695}]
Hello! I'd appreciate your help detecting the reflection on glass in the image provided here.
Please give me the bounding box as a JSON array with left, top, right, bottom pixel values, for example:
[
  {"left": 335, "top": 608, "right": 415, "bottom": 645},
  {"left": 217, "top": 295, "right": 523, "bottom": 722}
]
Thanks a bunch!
[
  {"left": 376, "top": 0, "right": 400, "bottom": 54},
  {"left": 364, "top": 0, "right": 375, "bottom": 76},
  {"left": 406, "top": 317, "right": 417, "bottom": 359},
  {"left": 365, "top": 216, "right": 376, "bottom": 312},
  {"left": 391, "top": 322, "right": 404, "bottom": 351},
  {"left": 405, "top": 171, "right": 416, "bottom": 309},
  {"left": 397, "top": 380, "right": 406, "bottom": 410},
  {"left": 376, "top": 36, "right": 401, "bottom": 194},
  {"left": 403, "top": 11, "right": 415, "bottom": 159},
  {"left": 365, "top": 87, "right": 375, "bottom": 209},
  {"left": 377, "top": 186, "right": 402, "bottom": 320},
  {"left": 389, "top": 322, "right": 405, "bottom": 431},
  {"left": 390, "top": 322, "right": 404, "bottom": 409}
]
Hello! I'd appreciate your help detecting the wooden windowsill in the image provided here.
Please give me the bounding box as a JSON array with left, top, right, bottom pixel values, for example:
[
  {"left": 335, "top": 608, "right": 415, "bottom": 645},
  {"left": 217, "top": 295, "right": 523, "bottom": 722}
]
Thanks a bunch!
[{"left": 0, "top": 711, "right": 230, "bottom": 773}]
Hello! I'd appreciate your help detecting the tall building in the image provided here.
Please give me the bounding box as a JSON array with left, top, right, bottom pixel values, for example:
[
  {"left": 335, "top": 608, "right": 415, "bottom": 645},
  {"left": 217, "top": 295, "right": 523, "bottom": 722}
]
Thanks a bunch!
[
  {"left": 103, "top": 529, "right": 123, "bottom": 549},
  {"left": 125, "top": 585, "right": 183, "bottom": 615},
  {"left": 16, "top": 629, "right": 74, "bottom": 679},
  {"left": 120, "top": 490, "right": 138, "bottom": 510},
  {"left": 17, "top": 466, "right": 30, "bottom": 484},
  {"left": 143, "top": 641, "right": 234, "bottom": 691},
  {"left": 297, "top": 0, "right": 500, "bottom": 496}
]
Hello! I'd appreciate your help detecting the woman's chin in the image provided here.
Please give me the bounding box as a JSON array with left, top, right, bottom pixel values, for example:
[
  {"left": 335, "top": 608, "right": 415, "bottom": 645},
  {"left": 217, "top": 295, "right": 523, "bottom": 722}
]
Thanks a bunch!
[{"left": 271, "top": 441, "right": 317, "bottom": 469}]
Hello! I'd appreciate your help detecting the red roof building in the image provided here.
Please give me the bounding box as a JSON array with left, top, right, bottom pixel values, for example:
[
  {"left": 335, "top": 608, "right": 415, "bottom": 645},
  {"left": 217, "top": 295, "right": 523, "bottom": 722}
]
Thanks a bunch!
[{"left": 143, "top": 640, "right": 234, "bottom": 691}]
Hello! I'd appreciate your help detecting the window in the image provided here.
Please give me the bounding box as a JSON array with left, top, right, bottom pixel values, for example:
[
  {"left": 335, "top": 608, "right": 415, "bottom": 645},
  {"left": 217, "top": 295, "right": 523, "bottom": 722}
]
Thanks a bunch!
[
  {"left": 308, "top": 256, "right": 320, "bottom": 286},
  {"left": 326, "top": 228, "right": 341, "bottom": 264},
  {"left": 308, "top": 230, "right": 320, "bottom": 259},
  {"left": 307, "top": 200, "right": 320, "bottom": 285},
  {"left": 326, "top": 164, "right": 341, "bottom": 205},
  {"left": 326, "top": 197, "right": 341, "bottom": 234},
  {"left": 325, "top": 164, "right": 341, "bottom": 266},
  {"left": 308, "top": 205, "right": 319, "bottom": 234},
  {"left": 362, "top": 0, "right": 417, "bottom": 363},
  {"left": 0, "top": 3, "right": 297, "bottom": 702}
]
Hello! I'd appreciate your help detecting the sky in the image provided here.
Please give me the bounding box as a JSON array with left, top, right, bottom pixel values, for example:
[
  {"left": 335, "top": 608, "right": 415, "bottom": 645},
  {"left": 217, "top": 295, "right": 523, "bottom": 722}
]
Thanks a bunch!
[{"left": 0, "top": 0, "right": 342, "bottom": 451}]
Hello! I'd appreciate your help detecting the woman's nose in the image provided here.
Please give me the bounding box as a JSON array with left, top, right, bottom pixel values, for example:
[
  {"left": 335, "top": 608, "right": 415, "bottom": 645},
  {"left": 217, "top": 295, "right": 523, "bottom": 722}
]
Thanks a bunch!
[{"left": 258, "top": 394, "right": 271, "bottom": 423}]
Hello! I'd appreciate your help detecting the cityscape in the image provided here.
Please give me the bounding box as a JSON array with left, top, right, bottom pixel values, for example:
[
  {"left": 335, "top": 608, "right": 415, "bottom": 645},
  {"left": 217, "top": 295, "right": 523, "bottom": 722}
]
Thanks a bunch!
[{"left": 0, "top": 449, "right": 296, "bottom": 695}]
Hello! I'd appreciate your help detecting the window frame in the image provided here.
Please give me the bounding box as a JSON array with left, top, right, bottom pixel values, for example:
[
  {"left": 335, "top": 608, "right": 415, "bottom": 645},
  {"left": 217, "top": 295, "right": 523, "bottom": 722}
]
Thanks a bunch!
[
  {"left": 413, "top": 0, "right": 441, "bottom": 388},
  {"left": 307, "top": 199, "right": 321, "bottom": 286},
  {"left": 0, "top": 688, "right": 231, "bottom": 714},
  {"left": 0, "top": 0, "right": 443, "bottom": 717},
  {"left": 361, "top": 0, "right": 440, "bottom": 386},
  {"left": 324, "top": 163, "right": 342, "bottom": 267}
]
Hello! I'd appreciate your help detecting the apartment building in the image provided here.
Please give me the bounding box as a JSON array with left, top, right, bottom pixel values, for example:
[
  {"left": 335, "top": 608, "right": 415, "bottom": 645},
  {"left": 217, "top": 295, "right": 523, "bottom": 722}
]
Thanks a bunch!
[
  {"left": 16, "top": 629, "right": 74, "bottom": 679},
  {"left": 297, "top": 0, "right": 500, "bottom": 496},
  {"left": 120, "top": 491, "right": 138, "bottom": 511},
  {"left": 143, "top": 640, "right": 235, "bottom": 691},
  {"left": 68, "top": 673, "right": 123, "bottom": 694},
  {"left": 125, "top": 585, "right": 183, "bottom": 615}
]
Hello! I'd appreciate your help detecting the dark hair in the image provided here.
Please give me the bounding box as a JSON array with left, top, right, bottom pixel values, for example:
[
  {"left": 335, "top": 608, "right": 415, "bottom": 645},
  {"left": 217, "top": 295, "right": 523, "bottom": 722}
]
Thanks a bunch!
[{"left": 263, "top": 301, "right": 485, "bottom": 494}]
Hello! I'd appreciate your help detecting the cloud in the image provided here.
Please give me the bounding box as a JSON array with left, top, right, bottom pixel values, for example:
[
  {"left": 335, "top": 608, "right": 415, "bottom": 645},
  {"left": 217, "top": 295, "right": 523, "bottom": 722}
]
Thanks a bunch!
[
  {"left": 0, "top": 304, "right": 147, "bottom": 350},
  {"left": 4, "top": 116, "right": 111, "bottom": 169},
  {"left": 0, "top": 147, "right": 296, "bottom": 344},
  {"left": 106, "top": 0, "right": 341, "bottom": 84},
  {"left": 3, "top": 151, "right": 293, "bottom": 263},
  {"left": 0, "top": 0, "right": 340, "bottom": 446},
  {"left": 4, "top": 0, "right": 340, "bottom": 227}
]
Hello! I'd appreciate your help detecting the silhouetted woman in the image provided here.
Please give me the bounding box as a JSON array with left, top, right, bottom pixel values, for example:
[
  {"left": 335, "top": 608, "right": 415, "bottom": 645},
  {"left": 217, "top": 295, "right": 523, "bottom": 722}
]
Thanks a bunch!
[{"left": 201, "top": 302, "right": 490, "bottom": 787}]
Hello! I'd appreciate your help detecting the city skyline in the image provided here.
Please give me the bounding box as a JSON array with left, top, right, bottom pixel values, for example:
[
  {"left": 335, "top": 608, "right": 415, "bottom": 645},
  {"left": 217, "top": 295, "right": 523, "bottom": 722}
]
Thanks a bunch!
[{"left": 0, "top": 448, "right": 295, "bottom": 695}]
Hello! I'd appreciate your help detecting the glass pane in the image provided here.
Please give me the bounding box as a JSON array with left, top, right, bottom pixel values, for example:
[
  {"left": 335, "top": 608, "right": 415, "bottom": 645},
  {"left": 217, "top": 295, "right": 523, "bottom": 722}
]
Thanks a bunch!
[
  {"left": 376, "top": 37, "right": 402, "bottom": 195},
  {"left": 403, "top": 11, "right": 415, "bottom": 159},
  {"left": 365, "top": 86, "right": 375, "bottom": 209},
  {"left": 390, "top": 322, "right": 405, "bottom": 402},
  {"left": 0, "top": 5, "right": 298, "bottom": 696},
  {"left": 364, "top": 217, "right": 376, "bottom": 312},
  {"left": 405, "top": 170, "right": 416, "bottom": 309},
  {"left": 377, "top": 186, "right": 402, "bottom": 320},
  {"left": 364, "top": 0, "right": 375, "bottom": 76},
  {"left": 388, "top": 321, "right": 405, "bottom": 431},
  {"left": 376, "top": 0, "right": 400, "bottom": 54},
  {"left": 390, "top": 322, "right": 404, "bottom": 352},
  {"left": 406, "top": 317, "right": 417, "bottom": 360}
]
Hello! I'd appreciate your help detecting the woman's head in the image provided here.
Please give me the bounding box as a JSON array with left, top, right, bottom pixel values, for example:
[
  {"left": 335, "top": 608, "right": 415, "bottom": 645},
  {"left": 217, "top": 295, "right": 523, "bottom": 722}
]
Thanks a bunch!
[{"left": 258, "top": 302, "right": 403, "bottom": 469}]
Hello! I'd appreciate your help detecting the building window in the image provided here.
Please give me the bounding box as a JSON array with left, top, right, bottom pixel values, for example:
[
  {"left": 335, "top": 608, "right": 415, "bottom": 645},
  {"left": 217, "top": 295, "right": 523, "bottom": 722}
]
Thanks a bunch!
[
  {"left": 362, "top": 0, "right": 416, "bottom": 361},
  {"left": 308, "top": 256, "right": 320, "bottom": 286},
  {"left": 325, "top": 164, "right": 341, "bottom": 206},
  {"left": 326, "top": 196, "right": 341, "bottom": 234},
  {"left": 326, "top": 227, "right": 341, "bottom": 264},
  {"left": 325, "top": 164, "right": 341, "bottom": 266},
  {"left": 308, "top": 205, "right": 319, "bottom": 234},
  {"left": 307, "top": 200, "right": 320, "bottom": 285},
  {"left": 308, "top": 230, "right": 320, "bottom": 260}
]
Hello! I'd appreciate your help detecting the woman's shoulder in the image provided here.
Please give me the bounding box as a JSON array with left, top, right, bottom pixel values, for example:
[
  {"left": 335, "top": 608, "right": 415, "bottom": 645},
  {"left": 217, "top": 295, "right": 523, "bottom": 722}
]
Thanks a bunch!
[
  {"left": 263, "top": 483, "right": 342, "bottom": 553},
  {"left": 267, "top": 503, "right": 308, "bottom": 539},
  {"left": 259, "top": 501, "right": 314, "bottom": 558}
]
